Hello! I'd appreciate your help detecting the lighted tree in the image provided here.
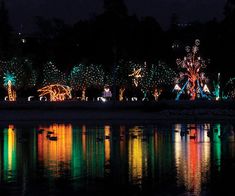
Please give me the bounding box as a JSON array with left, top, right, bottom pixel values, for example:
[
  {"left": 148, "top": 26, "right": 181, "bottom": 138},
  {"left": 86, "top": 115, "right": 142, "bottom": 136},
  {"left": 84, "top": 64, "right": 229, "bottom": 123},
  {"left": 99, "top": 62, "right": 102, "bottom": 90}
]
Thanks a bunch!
[
  {"left": 129, "top": 62, "right": 146, "bottom": 87},
  {"left": 224, "top": 77, "right": 235, "bottom": 99},
  {"left": 212, "top": 73, "right": 220, "bottom": 100},
  {"left": 175, "top": 39, "right": 209, "bottom": 100},
  {"left": 115, "top": 60, "right": 131, "bottom": 101},
  {"left": 3, "top": 71, "right": 16, "bottom": 101},
  {"left": 0, "top": 58, "right": 28, "bottom": 100},
  {"left": 23, "top": 59, "right": 38, "bottom": 89},
  {"left": 128, "top": 62, "right": 147, "bottom": 100},
  {"left": 140, "top": 62, "right": 176, "bottom": 101},
  {"left": 28, "top": 69, "right": 38, "bottom": 88},
  {"left": 42, "top": 61, "right": 66, "bottom": 86},
  {"left": 69, "top": 64, "right": 105, "bottom": 100}
]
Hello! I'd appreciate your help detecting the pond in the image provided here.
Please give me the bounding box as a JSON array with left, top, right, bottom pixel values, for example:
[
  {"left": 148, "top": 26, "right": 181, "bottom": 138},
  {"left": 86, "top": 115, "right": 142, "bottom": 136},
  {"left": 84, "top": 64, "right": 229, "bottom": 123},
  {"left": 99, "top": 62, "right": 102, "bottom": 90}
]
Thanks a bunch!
[{"left": 0, "top": 122, "right": 235, "bottom": 195}]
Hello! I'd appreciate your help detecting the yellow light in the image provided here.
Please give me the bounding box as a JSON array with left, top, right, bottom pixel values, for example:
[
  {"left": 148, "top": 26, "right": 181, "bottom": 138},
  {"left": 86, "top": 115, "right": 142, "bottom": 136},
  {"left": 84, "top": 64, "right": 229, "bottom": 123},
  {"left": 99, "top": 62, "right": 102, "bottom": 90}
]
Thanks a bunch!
[
  {"left": 37, "top": 124, "right": 72, "bottom": 177},
  {"left": 129, "top": 68, "right": 142, "bottom": 87},
  {"left": 105, "top": 126, "right": 111, "bottom": 173},
  {"left": 8, "top": 125, "right": 15, "bottom": 171},
  {"left": 128, "top": 126, "right": 143, "bottom": 185},
  {"left": 119, "top": 87, "right": 125, "bottom": 101},
  {"left": 38, "top": 84, "right": 72, "bottom": 101},
  {"left": 7, "top": 80, "right": 16, "bottom": 101}
]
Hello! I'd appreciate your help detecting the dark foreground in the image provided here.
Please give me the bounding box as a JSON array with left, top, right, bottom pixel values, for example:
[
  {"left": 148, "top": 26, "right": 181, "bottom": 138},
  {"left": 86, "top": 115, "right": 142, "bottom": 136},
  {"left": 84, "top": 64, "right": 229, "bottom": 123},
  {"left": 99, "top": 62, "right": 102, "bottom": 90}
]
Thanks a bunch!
[
  {"left": 0, "top": 122, "right": 235, "bottom": 196},
  {"left": 1, "top": 100, "right": 235, "bottom": 122}
]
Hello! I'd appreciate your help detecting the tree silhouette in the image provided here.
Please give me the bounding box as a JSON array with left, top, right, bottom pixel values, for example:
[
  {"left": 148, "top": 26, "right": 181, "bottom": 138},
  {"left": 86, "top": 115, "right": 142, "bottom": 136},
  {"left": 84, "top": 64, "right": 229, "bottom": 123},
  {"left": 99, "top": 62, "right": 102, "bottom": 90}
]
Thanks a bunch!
[
  {"left": 224, "top": 0, "right": 235, "bottom": 17},
  {"left": 103, "top": 0, "right": 128, "bottom": 17}
]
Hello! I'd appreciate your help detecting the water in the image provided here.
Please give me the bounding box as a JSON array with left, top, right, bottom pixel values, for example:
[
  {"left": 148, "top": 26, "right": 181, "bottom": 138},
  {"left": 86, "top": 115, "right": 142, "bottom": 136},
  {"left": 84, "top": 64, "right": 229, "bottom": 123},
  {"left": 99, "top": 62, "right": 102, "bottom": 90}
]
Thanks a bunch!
[{"left": 0, "top": 123, "right": 235, "bottom": 196}]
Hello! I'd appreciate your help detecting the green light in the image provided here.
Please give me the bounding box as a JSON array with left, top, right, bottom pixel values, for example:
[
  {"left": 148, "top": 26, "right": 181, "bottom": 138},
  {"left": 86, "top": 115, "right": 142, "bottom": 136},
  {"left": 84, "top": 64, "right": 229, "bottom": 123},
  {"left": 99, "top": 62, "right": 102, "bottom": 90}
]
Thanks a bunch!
[
  {"left": 213, "top": 124, "right": 221, "bottom": 171},
  {"left": 3, "top": 128, "right": 17, "bottom": 182},
  {"left": 3, "top": 72, "right": 16, "bottom": 87}
]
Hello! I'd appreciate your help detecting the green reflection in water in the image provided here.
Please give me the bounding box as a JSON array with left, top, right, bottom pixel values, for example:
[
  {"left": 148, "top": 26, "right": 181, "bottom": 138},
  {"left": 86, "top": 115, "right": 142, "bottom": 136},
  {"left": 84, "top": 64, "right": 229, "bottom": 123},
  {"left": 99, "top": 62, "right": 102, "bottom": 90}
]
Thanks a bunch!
[
  {"left": 3, "top": 127, "right": 16, "bottom": 182},
  {"left": 0, "top": 123, "right": 230, "bottom": 195},
  {"left": 85, "top": 127, "right": 105, "bottom": 178},
  {"left": 213, "top": 124, "right": 221, "bottom": 171},
  {"left": 71, "top": 127, "right": 83, "bottom": 178}
]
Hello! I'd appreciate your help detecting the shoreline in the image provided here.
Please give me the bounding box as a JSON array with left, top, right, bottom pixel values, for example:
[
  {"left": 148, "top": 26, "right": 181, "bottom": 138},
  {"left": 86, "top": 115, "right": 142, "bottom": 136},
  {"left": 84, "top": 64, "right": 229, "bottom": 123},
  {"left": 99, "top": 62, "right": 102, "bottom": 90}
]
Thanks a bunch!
[{"left": 1, "top": 100, "right": 235, "bottom": 123}]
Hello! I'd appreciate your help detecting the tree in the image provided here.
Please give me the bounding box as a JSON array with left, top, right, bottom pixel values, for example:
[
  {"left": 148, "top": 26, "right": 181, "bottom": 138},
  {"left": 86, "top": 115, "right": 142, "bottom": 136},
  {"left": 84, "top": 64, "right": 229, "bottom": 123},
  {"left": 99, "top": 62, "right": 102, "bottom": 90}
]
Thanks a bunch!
[
  {"left": 115, "top": 60, "right": 131, "bottom": 101},
  {"left": 0, "top": 58, "right": 29, "bottom": 100},
  {"left": 42, "top": 61, "right": 67, "bottom": 86},
  {"left": 140, "top": 62, "right": 176, "bottom": 101},
  {"left": 175, "top": 40, "right": 209, "bottom": 100},
  {"left": 69, "top": 64, "right": 105, "bottom": 100},
  {"left": 3, "top": 71, "right": 16, "bottom": 101},
  {"left": 103, "top": 0, "right": 128, "bottom": 17},
  {"left": 224, "top": 0, "right": 235, "bottom": 17}
]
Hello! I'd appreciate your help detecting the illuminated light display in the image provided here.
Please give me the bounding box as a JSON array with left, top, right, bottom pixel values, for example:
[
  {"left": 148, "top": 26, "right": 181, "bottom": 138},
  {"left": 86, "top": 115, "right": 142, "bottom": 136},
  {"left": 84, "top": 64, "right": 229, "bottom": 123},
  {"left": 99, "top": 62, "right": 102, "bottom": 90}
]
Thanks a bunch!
[
  {"left": 173, "top": 84, "right": 182, "bottom": 91},
  {"left": 42, "top": 62, "right": 67, "bottom": 86},
  {"left": 203, "top": 84, "right": 210, "bottom": 93},
  {"left": 69, "top": 64, "right": 105, "bottom": 101},
  {"left": 153, "top": 88, "right": 162, "bottom": 101},
  {"left": 114, "top": 61, "right": 130, "bottom": 101},
  {"left": 224, "top": 77, "right": 235, "bottom": 99},
  {"left": 103, "top": 85, "right": 112, "bottom": 99},
  {"left": 140, "top": 62, "right": 176, "bottom": 100},
  {"left": 129, "top": 68, "right": 142, "bottom": 87},
  {"left": 213, "top": 73, "right": 220, "bottom": 100},
  {"left": 3, "top": 72, "right": 16, "bottom": 101},
  {"left": 119, "top": 87, "right": 125, "bottom": 101},
  {"left": 1, "top": 58, "right": 36, "bottom": 94},
  {"left": 38, "top": 84, "right": 72, "bottom": 101},
  {"left": 175, "top": 40, "right": 210, "bottom": 100}
]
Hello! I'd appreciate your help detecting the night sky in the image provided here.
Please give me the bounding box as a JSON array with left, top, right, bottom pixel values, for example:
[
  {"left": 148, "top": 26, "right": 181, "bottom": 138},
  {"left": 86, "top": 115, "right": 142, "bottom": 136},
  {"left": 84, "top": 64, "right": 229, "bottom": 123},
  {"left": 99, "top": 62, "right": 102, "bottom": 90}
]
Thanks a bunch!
[{"left": 5, "top": 0, "right": 227, "bottom": 32}]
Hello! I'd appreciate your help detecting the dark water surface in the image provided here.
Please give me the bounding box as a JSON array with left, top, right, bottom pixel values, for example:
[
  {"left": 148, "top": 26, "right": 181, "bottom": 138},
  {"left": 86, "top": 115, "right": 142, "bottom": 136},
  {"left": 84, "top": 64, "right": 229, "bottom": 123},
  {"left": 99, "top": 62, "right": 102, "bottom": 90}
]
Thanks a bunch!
[{"left": 1, "top": 122, "right": 235, "bottom": 196}]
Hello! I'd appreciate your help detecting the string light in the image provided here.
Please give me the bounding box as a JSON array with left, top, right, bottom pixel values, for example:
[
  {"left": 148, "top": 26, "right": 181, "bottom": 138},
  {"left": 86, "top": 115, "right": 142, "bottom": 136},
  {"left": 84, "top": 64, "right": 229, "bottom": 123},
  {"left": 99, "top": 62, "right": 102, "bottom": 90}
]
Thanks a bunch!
[
  {"left": 42, "top": 62, "right": 67, "bottom": 86},
  {"left": 129, "top": 68, "right": 142, "bottom": 87},
  {"left": 69, "top": 64, "right": 105, "bottom": 100},
  {"left": 38, "top": 84, "right": 72, "bottom": 101},
  {"left": 175, "top": 39, "right": 209, "bottom": 100},
  {"left": 140, "top": 62, "right": 176, "bottom": 100},
  {"left": 3, "top": 72, "right": 16, "bottom": 101},
  {"left": 115, "top": 60, "right": 131, "bottom": 101}
]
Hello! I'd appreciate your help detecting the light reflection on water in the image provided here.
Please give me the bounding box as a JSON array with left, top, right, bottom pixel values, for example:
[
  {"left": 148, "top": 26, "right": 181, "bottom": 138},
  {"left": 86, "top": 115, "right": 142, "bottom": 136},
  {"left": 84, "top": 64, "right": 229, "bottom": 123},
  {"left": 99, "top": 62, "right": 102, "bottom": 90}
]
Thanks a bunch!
[{"left": 1, "top": 123, "right": 235, "bottom": 195}]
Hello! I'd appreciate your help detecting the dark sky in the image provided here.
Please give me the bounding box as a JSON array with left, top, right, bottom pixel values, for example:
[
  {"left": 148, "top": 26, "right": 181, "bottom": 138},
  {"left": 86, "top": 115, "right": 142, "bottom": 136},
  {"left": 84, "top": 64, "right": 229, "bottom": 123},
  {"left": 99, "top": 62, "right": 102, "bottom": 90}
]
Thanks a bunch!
[{"left": 5, "top": 0, "right": 227, "bottom": 32}]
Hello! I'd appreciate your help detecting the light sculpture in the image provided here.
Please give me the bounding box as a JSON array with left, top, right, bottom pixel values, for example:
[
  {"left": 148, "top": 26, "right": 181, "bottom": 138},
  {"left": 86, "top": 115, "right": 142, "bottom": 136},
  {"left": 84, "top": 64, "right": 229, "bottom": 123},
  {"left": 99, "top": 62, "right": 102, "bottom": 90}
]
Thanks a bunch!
[
  {"left": 175, "top": 39, "right": 209, "bottom": 100},
  {"left": 38, "top": 84, "right": 72, "bottom": 101},
  {"left": 129, "top": 68, "right": 142, "bottom": 87},
  {"left": 3, "top": 72, "right": 16, "bottom": 101}
]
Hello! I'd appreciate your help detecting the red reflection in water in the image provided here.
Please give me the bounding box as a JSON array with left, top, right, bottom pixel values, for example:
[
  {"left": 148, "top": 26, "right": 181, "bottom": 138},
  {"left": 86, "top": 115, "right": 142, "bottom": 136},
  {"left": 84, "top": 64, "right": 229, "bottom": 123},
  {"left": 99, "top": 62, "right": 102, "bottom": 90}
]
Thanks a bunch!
[{"left": 175, "top": 124, "right": 210, "bottom": 195}]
